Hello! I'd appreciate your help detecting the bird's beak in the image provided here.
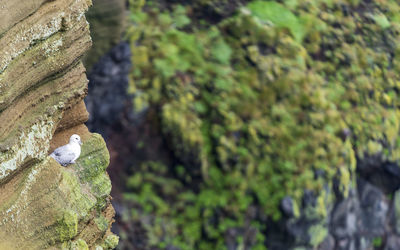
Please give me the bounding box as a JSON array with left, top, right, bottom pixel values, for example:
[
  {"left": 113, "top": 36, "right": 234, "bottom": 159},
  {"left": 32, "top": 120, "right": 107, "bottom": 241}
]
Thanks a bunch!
[{"left": 79, "top": 141, "right": 82, "bottom": 145}]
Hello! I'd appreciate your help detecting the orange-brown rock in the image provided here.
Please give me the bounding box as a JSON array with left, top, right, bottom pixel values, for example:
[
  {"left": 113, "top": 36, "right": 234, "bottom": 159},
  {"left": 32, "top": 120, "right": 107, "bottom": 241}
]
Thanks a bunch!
[{"left": 0, "top": 0, "right": 118, "bottom": 249}]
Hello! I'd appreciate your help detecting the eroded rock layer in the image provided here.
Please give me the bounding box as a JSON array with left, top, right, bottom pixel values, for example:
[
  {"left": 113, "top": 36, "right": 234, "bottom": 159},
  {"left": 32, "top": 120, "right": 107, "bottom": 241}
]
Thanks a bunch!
[{"left": 0, "top": 0, "right": 117, "bottom": 249}]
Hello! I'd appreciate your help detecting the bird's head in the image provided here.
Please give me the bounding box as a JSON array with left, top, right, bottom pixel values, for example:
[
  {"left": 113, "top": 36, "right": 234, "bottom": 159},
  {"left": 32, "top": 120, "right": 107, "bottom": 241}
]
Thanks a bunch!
[{"left": 70, "top": 134, "right": 82, "bottom": 145}]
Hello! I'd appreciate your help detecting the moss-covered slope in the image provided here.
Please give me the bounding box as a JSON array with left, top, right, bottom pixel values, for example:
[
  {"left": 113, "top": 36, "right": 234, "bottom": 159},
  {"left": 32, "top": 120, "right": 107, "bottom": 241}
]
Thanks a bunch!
[{"left": 126, "top": 0, "right": 400, "bottom": 249}]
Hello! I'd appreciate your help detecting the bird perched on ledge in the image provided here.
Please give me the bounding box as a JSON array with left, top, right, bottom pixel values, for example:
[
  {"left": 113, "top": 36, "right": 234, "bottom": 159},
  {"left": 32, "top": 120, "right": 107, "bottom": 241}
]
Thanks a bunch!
[{"left": 50, "top": 134, "right": 82, "bottom": 166}]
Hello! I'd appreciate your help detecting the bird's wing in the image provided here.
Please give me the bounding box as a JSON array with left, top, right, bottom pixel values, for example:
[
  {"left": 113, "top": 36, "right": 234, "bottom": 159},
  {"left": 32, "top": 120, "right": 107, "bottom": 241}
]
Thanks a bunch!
[
  {"left": 50, "top": 145, "right": 77, "bottom": 165},
  {"left": 51, "top": 145, "right": 68, "bottom": 157},
  {"left": 57, "top": 152, "right": 77, "bottom": 165}
]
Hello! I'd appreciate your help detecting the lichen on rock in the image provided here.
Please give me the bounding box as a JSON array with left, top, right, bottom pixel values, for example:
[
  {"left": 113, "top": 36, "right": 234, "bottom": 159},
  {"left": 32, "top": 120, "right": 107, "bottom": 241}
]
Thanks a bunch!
[
  {"left": 125, "top": 0, "right": 400, "bottom": 249},
  {"left": 0, "top": 0, "right": 117, "bottom": 248}
]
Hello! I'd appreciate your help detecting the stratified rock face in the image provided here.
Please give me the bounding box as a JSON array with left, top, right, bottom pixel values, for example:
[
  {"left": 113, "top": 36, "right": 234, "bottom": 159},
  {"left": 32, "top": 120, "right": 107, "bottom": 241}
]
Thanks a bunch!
[{"left": 0, "top": 0, "right": 117, "bottom": 249}]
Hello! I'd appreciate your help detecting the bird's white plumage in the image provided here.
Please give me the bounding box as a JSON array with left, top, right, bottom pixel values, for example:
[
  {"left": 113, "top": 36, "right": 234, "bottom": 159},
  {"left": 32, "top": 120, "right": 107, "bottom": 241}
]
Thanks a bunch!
[{"left": 50, "top": 134, "right": 82, "bottom": 166}]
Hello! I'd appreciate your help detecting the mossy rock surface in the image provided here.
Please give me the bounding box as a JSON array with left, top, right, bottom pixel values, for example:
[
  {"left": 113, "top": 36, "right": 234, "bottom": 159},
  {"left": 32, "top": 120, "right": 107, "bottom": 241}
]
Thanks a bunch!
[
  {"left": 126, "top": 0, "right": 400, "bottom": 249},
  {"left": 0, "top": 133, "right": 116, "bottom": 249}
]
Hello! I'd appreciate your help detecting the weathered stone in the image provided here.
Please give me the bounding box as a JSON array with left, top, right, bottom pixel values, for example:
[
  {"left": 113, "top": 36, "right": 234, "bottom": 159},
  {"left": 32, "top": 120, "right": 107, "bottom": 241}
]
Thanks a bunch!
[
  {"left": 357, "top": 154, "right": 400, "bottom": 194},
  {"left": 0, "top": 63, "right": 88, "bottom": 182},
  {"left": 358, "top": 180, "right": 388, "bottom": 237},
  {"left": 0, "top": 0, "right": 92, "bottom": 111},
  {"left": 331, "top": 190, "right": 359, "bottom": 239},
  {"left": 281, "top": 196, "right": 295, "bottom": 218},
  {"left": 0, "top": 0, "right": 116, "bottom": 248},
  {"left": 0, "top": 0, "right": 48, "bottom": 36}
]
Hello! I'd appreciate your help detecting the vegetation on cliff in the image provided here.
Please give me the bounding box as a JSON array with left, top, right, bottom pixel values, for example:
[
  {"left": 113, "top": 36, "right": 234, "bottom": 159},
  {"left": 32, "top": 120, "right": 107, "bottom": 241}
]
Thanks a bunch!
[
  {"left": 126, "top": 0, "right": 400, "bottom": 248},
  {"left": 0, "top": 0, "right": 117, "bottom": 248}
]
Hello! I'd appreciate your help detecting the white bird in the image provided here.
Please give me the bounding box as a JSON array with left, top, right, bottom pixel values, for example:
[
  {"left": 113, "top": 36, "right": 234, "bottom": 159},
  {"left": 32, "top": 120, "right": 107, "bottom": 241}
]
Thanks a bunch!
[{"left": 50, "top": 134, "right": 82, "bottom": 166}]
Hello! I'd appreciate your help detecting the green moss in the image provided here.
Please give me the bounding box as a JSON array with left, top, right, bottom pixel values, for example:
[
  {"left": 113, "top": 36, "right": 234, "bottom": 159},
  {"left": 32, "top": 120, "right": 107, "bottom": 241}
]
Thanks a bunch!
[
  {"left": 90, "top": 173, "right": 112, "bottom": 199},
  {"left": 338, "top": 168, "right": 351, "bottom": 198},
  {"left": 246, "top": 1, "right": 306, "bottom": 42},
  {"left": 56, "top": 134, "right": 114, "bottom": 246},
  {"left": 77, "top": 134, "right": 109, "bottom": 180},
  {"left": 126, "top": 0, "right": 400, "bottom": 248},
  {"left": 72, "top": 239, "right": 89, "bottom": 250},
  {"left": 95, "top": 215, "right": 109, "bottom": 232},
  {"left": 104, "top": 235, "right": 119, "bottom": 249},
  {"left": 62, "top": 239, "right": 89, "bottom": 250},
  {"left": 75, "top": 133, "right": 111, "bottom": 200},
  {"left": 308, "top": 224, "right": 328, "bottom": 247},
  {"left": 57, "top": 210, "right": 78, "bottom": 242},
  {"left": 373, "top": 237, "right": 383, "bottom": 247},
  {"left": 60, "top": 169, "right": 97, "bottom": 218}
]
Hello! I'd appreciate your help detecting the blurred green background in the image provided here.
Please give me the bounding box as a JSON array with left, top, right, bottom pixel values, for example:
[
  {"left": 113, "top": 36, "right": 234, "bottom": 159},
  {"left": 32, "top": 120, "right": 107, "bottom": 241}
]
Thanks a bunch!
[{"left": 85, "top": 0, "right": 400, "bottom": 249}]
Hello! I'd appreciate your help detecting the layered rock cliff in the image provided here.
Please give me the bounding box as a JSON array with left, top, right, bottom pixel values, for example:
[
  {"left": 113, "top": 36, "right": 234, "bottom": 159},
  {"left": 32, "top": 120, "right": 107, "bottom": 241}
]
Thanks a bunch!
[{"left": 0, "top": 0, "right": 117, "bottom": 249}]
